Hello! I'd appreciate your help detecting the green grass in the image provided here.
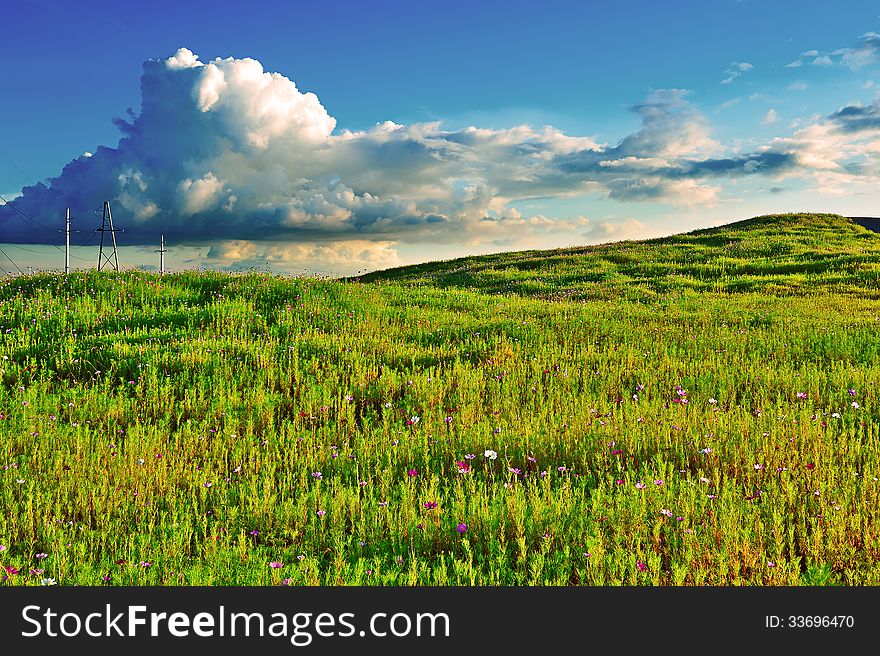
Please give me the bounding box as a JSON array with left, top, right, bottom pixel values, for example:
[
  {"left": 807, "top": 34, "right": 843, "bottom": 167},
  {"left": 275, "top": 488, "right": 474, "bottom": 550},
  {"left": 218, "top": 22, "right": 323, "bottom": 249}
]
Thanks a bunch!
[{"left": 1, "top": 212, "right": 879, "bottom": 585}]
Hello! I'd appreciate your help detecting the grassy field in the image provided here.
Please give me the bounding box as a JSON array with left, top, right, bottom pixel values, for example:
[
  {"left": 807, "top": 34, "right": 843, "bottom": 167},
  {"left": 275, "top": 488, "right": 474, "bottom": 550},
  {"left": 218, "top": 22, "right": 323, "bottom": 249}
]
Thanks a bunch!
[{"left": 1, "top": 212, "right": 879, "bottom": 585}]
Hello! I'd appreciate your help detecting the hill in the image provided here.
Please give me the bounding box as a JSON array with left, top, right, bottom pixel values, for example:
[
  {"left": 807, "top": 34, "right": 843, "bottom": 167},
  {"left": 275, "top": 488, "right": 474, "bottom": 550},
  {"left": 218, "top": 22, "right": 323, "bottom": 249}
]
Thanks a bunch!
[
  {"left": 1, "top": 212, "right": 879, "bottom": 586},
  {"left": 358, "top": 213, "right": 880, "bottom": 300}
]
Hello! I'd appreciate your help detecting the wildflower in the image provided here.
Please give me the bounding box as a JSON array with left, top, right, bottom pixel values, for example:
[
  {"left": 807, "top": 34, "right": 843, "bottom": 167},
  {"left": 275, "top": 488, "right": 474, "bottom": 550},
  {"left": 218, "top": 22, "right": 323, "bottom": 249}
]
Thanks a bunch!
[
  {"left": 407, "top": 468, "right": 419, "bottom": 477},
  {"left": 583, "top": 552, "right": 592, "bottom": 558},
  {"left": 464, "top": 453, "right": 476, "bottom": 460},
  {"left": 831, "top": 412, "right": 841, "bottom": 418},
  {"left": 615, "top": 479, "right": 625, "bottom": 485},
  {"left": 635, "top": 482, "right": 647, "bottom": 490},
  {"left": 708, "top": 398, "right": 717, "bottom": 404},
  {"left": 805, "top": 463, "right": 815, "bottom": 470},
  {"left": 35, "top": 552, "right": 48, "bottom": 560},
  {"left": 676, "top": 516, "right": 684, "bottom": 522},
  {"left": 848, "top": 388, "right": 857, "bottom": 396},
  {"left": 767, "top": 561, "right": 776, "bottom": 568},
  {"left": 297, "top": 555, "right": 306, "bottom": 561},
  {"left": 0, "top": 545, "right": 5, "bottom": 552},
  {"left": 700, "top": 447, "right": 713, "bottom": 455},
  {"left": 424, "top": 501, "right": 438, "bottom": 510},
  {"left": 456, "top": 460, "right": 470, "bottom": 474},
  {"left": 311, "top": 471, "right": 323, "bottom": 480},
  {"left": 754, "top": 464, "right": 763, "bottom": 471},
  {"left": 653, "top": 479, "right": 664, "bottom": 486},
  {"left": 407, "top": 416, "right": 420, "bottom": 426},
  {"left": 493, "top": 427, "right": 501, "bottom": 434},
  {"left": 660, "top": 509, "right": 673, "bottom": 517},
  {"left": 456, "top": 523, "right": 468, "bottom": 534},
  {"left": 636, "top": 562, "right": 647, "bottom": 572},
  {"left": 444, "top": 416, "right": 453, "bottom": 423},
  {"left": 484, "top": 450, "right": 498, "bottom": 460},
  {"left": 4, "top": 567, "right": 19, "bottom": 575},
  {"left": 378, "top": 501, "right": 388, "bottom": 507},
  {"left": 557, "top": 466, "right": 567, "bottom": 473},
  {"left": 508, "top": 467, "right": 521, "bottom": 475},
  {"left": 40, "top": 578, "right": 56, "bottom": 586},
  {"left": 249, "top": 530, "right": 259, "bottom": 536},
  {"left": 269, "top": 561, "right": 283, "bottom": 569},
  {"left": 851, "top": 402, "right": 860, "bottom": 409},
  {"left": 699, "top": 477, "right": 710, "bottom": 484},
  {"left": 316, "top": 510, "right": 326, "bottom": 517},
  {"left": 707, "top": 494, "right": 717, "bottom": 499},
  {"left": 139, "top": 562, "right": 151, "bottom": 568},
  {"left": 203, "top": 481, "right": 212, "bottom": 488},
  {"left": 796, "top": 392, "right": 808, "bottom": 399}
]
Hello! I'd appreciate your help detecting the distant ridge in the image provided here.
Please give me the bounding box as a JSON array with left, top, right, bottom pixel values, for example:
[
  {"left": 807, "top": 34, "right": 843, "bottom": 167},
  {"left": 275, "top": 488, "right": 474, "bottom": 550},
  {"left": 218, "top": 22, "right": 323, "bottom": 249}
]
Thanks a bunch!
[{"left": 357, "top": 213, "right": 880, "bottom": 300}]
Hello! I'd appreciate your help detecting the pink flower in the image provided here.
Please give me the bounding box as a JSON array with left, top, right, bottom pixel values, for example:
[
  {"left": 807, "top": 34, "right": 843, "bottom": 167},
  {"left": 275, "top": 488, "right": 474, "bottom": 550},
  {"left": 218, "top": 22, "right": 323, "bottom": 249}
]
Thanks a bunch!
[
  {"left": 636, "top": 562, "right": 647, "bottom": 572},
  {"left": 316, "top": 509, "right": 326, "bottom": 517},
  {"left": 456, "top": 523, "right": 468, "bottom": 534},
  {"left": 653, "top": 479, "right": 664, "bottom": 486},
  {"left": 269, "top": 561, "right": 283, "bottom": 569},
  {"left": 407, "top": 468, "right": 419, "bottom": 477},
  {"left": 660, "top": 509, "right": 673, "bottom": 517},
  {"left": 635, "top": 482, "right": 647, "bottom": 490}
]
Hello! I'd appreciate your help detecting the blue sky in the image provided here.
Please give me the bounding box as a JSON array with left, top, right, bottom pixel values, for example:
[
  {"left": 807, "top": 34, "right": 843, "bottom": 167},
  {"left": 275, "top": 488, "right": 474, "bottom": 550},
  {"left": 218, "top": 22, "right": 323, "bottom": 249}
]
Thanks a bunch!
[{"left": 1, "top": 0, "right": 879, "bottom": 274}]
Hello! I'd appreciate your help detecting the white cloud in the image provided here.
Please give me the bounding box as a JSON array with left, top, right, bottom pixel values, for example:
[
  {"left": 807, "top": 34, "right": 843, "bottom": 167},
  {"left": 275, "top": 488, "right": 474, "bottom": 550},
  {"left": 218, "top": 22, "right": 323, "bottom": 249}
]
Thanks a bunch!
[
  {"left": 2, "top": 47, "right": 878, "bottom": 270},
  {"left": 721, "top": 61, "right": 754, "bottom": 84},
  {"left": 788, "top": 80, "right": 808, "bottom": 91},
  {"left": 761, "top": 109, "right": 779, "bottom": 125}
]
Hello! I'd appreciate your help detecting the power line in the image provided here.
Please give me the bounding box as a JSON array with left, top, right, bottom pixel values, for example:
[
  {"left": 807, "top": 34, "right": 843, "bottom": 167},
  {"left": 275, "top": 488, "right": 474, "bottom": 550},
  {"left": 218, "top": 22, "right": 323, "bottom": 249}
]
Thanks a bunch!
[
  {"left": 0, "top": 146, "right": 36, "bottom": 185},
  {"left": 0, "top": 246, "right": 23, "bottom": 274}
]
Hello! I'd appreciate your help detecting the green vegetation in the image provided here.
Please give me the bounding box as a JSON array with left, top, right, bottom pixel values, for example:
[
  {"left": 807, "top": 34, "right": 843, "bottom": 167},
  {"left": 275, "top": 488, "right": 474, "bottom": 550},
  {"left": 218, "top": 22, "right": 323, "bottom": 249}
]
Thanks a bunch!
[{"left": 1, "top": 213, "right": 879, "bottom": 585}]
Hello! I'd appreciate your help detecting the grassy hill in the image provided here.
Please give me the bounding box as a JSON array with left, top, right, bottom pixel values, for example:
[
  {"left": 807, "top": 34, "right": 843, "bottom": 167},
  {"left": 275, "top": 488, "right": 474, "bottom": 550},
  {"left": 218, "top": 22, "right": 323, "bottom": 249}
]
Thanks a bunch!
[
  {"left": 359, "top": 213, "right": 880, "bottom": 300},
  {"left": 0, "top": 213, "right": 879, "bottom": 586}
]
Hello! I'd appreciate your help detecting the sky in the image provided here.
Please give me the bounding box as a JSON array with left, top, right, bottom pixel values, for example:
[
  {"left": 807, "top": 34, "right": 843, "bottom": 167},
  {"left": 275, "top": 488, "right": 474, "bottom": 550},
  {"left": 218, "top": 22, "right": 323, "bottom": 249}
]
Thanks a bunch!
[{"left": 1, "top": 0, "right": 879, "bottom": 275}]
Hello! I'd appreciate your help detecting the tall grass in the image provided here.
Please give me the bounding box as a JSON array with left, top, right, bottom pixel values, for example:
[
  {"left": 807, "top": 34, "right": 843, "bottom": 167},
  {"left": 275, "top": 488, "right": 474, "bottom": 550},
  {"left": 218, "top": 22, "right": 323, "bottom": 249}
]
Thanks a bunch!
[{"left": 0, "top": 213, "right": 879, "bottom": 585}]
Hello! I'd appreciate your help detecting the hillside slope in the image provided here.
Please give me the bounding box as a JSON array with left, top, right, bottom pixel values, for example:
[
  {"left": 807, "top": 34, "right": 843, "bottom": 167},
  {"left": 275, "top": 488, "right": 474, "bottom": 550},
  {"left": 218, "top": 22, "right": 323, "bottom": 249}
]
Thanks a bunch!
[{"left": 358, "top": 213, "right": 880, "bottom": 300}]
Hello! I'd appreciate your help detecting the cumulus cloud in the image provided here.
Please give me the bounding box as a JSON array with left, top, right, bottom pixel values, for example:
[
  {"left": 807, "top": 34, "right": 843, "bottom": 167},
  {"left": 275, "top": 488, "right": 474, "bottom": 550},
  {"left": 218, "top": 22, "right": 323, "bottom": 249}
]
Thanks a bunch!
[
  {"left": 205, "top": 239, "right": 402, "bottom": 273},
  {"left": 1, "top": 47, "right": 876, "bottom": 269},
  {"left": 761, "top": 109, "right": 779, "bottom": 125},
  {"left": 721, "top": 61, "right": 753, "bottom": 84}
]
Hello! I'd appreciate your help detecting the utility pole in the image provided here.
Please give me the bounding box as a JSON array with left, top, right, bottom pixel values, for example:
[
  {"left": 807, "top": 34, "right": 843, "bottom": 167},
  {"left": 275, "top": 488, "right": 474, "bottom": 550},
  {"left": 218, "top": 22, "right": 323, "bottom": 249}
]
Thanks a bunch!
[
  {"left": 59, "top": 208, "right": 78, "bottom": 275},
  {"left": 156, "top": 234, "right": 167, "bottom": 274},
  {"left": 65, "top": 208, "right": 70, "bottom": 274},
  {"left": 96, "top": 201, "right": 121, "bottom": 272}
]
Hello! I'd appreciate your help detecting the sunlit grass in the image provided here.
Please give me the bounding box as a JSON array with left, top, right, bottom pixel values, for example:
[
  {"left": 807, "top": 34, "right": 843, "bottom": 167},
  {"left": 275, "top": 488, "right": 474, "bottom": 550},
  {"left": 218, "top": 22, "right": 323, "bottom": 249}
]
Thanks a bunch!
[{"left": 1, "top": 213, "right": 879, "bottom": 585}]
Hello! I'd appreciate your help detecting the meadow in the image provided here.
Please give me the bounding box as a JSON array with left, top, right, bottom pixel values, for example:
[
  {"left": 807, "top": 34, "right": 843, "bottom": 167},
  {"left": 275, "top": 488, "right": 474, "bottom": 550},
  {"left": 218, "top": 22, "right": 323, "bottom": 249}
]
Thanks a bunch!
[{"left": 1, "top": 212, "right": 879, "bottom": 585}]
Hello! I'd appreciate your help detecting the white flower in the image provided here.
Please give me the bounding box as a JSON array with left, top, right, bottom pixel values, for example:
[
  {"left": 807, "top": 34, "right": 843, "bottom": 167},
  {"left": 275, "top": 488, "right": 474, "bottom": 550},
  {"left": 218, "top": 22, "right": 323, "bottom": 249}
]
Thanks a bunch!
[
  {"left": 851, "top": 402, "right": 860, "bottom": 409},
  {"left": 40, "top": 578, "right": 56, "bottom": 586},
  {"left": 708, "top": 398, "right": 717, "bottom": 404},
  {"left": 484, "top": 449, "right": 498, "bottom": 460},
  {"left": 831, "top": 412, "right": 841, "bottom": 418}
]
